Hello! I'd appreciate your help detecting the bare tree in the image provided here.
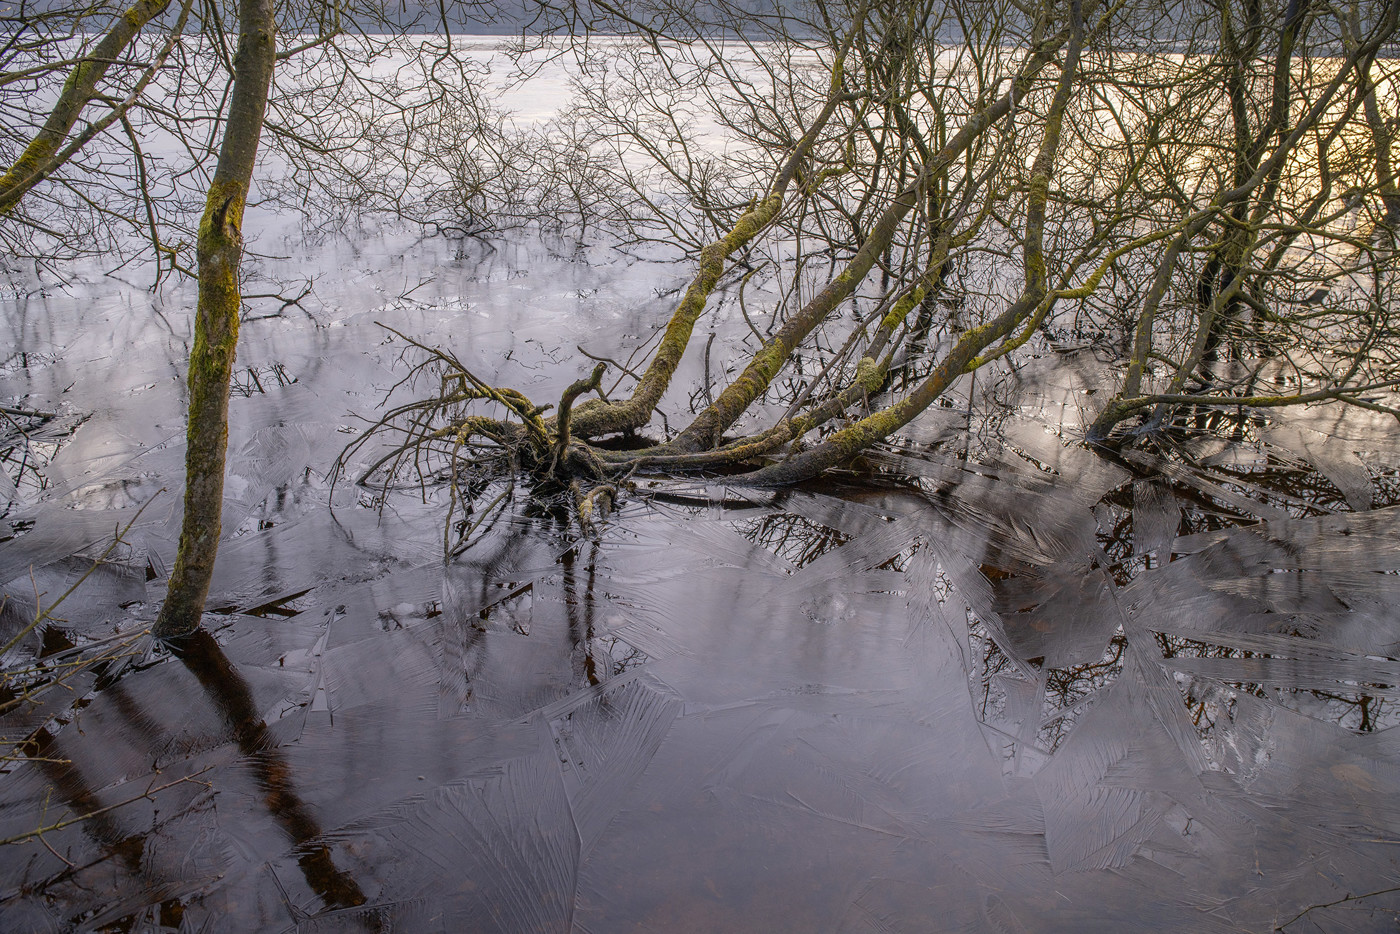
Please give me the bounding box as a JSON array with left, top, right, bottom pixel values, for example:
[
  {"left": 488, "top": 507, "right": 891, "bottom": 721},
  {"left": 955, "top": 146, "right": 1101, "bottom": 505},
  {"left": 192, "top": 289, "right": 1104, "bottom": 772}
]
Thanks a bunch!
[
  {"left": 341, "top": 0, "right": 1399, "bottom": 548},
  {"left": 7, "top": 0, "right": 1400, "bottom": 606},
  {"left": 3, "top": 0, "right": 545, "bottom": 634},
  {"left": 151, "top": 0, "right": 277, "bottom": 637},
  {"left": 0, "top": 0, "right": 194, "bottom": 272}
]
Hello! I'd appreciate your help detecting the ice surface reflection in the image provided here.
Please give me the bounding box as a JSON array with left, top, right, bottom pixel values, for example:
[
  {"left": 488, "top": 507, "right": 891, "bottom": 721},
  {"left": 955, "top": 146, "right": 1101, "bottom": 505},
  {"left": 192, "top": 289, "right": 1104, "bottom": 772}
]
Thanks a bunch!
[{"left": 3, "top": 236, "right": 1400, "bottom": 932}]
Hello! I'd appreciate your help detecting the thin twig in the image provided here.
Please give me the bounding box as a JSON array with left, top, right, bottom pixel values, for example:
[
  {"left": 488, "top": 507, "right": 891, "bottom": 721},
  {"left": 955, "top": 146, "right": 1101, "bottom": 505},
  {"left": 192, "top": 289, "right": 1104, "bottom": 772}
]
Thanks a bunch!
[
  {"left": 1275, "top": 886, "right": 1400, "bottom": 930},
  {"left": 1, "top": 492, "right": 162, "bottom": 658},
  {"left": 0, "top": 769, "right": 214, "bottom": 847}
]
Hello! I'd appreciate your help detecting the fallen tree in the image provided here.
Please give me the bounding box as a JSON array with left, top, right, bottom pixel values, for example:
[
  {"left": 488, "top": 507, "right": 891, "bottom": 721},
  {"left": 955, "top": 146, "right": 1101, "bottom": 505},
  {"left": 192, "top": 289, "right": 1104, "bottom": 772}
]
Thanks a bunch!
[{"left": 343, "top": 0, "right": 1400, "bottom": 548}]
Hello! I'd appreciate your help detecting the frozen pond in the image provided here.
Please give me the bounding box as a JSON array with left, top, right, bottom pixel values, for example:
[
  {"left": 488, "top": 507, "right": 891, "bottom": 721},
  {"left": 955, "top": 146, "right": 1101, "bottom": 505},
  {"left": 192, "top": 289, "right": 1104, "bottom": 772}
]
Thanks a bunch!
[{"left": 3, "top": 228, "right": 1400, "bottom": 933}]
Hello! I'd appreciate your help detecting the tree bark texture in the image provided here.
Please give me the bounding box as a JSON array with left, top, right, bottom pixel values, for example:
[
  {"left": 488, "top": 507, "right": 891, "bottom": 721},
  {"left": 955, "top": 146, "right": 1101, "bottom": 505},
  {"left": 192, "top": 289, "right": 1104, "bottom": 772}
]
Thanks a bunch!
[{"left": 155, "top": 0, "right": 276, "bottom": 637}]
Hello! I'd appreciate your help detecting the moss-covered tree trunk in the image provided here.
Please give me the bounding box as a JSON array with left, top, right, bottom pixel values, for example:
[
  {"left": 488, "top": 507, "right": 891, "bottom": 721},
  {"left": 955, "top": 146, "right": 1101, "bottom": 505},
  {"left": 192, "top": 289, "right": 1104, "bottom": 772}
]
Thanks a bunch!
[
  {"left": 0, "top": 0, "right": 172, "bottom": 215},
  {"left": 154, "top": 0, "right": 275, "bottom": 638}
]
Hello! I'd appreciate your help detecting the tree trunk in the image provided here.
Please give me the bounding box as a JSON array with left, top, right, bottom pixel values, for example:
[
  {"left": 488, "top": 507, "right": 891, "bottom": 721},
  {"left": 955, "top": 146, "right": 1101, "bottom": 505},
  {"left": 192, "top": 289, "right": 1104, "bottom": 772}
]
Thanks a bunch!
[
  {"left": 0, "top": 0, "right": 172, "bottom": 215},
  {"left": 154, "top": 0, "right": 276, "bottom": 638}
]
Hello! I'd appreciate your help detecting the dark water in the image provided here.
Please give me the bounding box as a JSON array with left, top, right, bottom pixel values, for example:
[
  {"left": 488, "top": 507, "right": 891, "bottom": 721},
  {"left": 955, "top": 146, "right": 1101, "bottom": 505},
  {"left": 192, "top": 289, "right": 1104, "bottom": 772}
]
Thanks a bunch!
[{"left": 3, "top": 233, "right": 1400, "bottom": 932}]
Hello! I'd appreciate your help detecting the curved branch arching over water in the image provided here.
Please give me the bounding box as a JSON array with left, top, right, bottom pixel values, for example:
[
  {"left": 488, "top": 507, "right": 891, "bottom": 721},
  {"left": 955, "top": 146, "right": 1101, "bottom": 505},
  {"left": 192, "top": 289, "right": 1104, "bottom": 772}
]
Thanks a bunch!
[{"left": 342, "top": 0, "right": 1400, "bottom": 546}]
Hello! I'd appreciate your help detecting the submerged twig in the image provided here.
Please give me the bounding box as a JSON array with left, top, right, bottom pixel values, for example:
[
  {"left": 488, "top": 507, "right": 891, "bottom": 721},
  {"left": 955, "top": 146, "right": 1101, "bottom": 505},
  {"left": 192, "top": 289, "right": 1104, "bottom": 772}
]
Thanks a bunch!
[
  {"left": 0, "top": 492, "right": 162, "bottom": 658},
  {"left": 574, "top": 481, "right": 617, "bottom": 537},
  {"left": 0, "top": 769, "right": 214, "bottom": 848},
  {"left": 1275, "top": 885, "right": 1400, "bottom": 931}
]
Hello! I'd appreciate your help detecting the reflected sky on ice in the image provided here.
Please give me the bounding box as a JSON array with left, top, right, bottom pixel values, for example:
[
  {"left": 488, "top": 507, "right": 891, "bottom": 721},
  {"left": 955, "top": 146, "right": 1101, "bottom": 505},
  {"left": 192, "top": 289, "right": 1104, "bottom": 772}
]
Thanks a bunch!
[{"left": 3, "top": 231, "right": 1400, "bottom": 932}]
